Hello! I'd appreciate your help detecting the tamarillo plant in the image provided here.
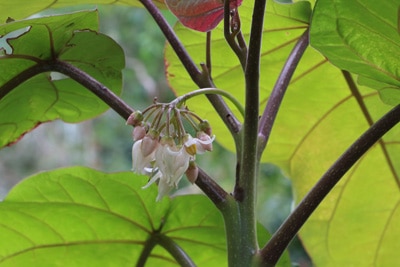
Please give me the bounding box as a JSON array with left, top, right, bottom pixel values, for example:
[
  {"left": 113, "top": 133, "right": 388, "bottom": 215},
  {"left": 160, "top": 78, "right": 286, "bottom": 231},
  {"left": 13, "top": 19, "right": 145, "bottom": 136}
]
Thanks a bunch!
[{"left": 0, "top": 0, "right": 399, "bottom": 266}]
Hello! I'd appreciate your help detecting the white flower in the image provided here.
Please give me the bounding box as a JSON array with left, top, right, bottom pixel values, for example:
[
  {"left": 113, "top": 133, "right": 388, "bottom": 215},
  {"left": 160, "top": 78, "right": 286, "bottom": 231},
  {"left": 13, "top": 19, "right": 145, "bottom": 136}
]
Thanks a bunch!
[
  {"left": 184, "top": 133, "right": 215, "bottom": 155},
  {"left": 142, "top": 171, "right": 174, "bottom": 201},
  {"left": 132, "top": 140, "right": 155, "bottom": 174},
  {"left": 155, "top": 139, "right": 191, "bottom": 186}
]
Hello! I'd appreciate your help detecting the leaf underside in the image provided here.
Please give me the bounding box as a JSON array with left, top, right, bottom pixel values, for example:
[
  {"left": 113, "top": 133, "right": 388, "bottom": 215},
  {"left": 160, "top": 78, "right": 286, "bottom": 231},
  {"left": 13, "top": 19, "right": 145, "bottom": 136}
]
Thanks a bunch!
[
  {"left": 0, "top": 167, "right": 227, "bottom": 266},
  {"left": 310, "top": 0, "right": 400, "bottom": 105},
  {"left": 0, "top": 0, "right": 166, "bottom": 22},
  {"left": 164, "top": 0, "right": 400, "bottom": 266},
  {"left": 0, "top": 11, "right": 124, "bottom": 147}
]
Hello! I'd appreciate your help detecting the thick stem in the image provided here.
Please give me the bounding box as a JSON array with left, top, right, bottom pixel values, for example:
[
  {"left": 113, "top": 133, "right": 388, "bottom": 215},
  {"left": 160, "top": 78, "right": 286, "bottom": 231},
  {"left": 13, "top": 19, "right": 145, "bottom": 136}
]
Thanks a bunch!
[
  {"left": 195, "top": 167, "right": 228, "bottom": 205},
  {"left": 138, "top": 232, "right": 196, "bottom": 267},
  {"left": 258, "top": 29, "right": 309, "bottom": 157},
  {"left": 259, "top": 104, "right": 400, "bottom": 265},
  {"left": 231, "top": 0, "right": 267, "bottom": 265},
  {"left": 156, "top": 234, "right": 196, "bottom": 267},
  {"left": 136, "top": 235, "right": 157, "bottom": 267}
]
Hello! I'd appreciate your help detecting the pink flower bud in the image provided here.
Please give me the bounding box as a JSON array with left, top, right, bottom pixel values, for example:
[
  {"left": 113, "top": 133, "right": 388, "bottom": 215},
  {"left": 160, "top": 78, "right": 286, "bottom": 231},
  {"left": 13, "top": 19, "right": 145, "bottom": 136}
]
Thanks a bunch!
[
  {"left": 198, "top": 120, "right": 212, "bottom": 136},
  {"left": 186, "top": 161, "right": 198, "bottom": 184},
  {"left": 132, "top": 125, "right": 146, "bottom": 141},
  {"left": 126, "top": 111, "right": 143, "bottom": 126},
  {"left": 141, "top": 132, "right": 159, "bottom": 157}
]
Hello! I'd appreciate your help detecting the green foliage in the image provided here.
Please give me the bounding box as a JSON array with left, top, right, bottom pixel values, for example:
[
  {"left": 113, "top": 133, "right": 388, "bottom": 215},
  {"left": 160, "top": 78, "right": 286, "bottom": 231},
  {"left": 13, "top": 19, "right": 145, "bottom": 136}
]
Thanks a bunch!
[
  {"left": 0, "top": 11, "right": 124, "bottom": 147},
  {"left": 310, "top": 0, "right": 400, "bottom": 105},
  {"left": 165, "top": 0, "right": 311, "bottom": 152},
  {"left": 0, "top": 0, "right": 167, "bottom": 22},
  {"left": 0, "top": 167, "right": 227, "bottom": 266},
  {"left": 0, "top": 0, "right": 399, "bottom": 266},
  {"left": 165, "top": 0, "right": 400, "bottom": 266}
]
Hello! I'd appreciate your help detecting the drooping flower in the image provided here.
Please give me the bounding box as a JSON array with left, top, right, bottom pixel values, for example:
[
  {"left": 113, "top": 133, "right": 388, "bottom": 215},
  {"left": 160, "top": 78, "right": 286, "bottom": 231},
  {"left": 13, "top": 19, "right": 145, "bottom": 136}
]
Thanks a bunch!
[
  {"left": 141, "top": 171, "right": 173, "bottom": 201},
  {"left": 129, "top": 102, "right": 215, "bottom": 201},
  {"left": 184, "top": 132, "right": 215, "bottom": 155},
  {"left": 131, "top": 139, "right": 155, "bottom": 174},
  {"left": 156, "top": 137, "right": 191, "bottom": 186}
]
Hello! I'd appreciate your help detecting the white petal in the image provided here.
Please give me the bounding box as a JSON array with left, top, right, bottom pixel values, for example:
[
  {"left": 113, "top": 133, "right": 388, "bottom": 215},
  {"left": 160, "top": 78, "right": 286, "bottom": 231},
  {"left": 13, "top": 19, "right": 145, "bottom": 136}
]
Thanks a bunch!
[{"left": 156, "top": 178, "right": 174, "bottom": 201}]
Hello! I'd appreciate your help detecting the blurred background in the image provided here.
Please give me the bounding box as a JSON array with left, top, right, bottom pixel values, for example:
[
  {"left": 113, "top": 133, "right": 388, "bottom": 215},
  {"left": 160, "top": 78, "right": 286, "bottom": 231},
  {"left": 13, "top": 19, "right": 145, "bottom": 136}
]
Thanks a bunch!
[{"left": 0, "top": 4, "right": 310, "bottom": 266}]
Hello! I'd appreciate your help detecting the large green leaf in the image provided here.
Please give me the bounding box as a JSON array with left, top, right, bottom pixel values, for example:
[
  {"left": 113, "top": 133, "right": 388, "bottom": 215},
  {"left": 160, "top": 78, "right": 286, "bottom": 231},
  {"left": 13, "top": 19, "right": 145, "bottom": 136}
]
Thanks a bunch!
[
  {"left": 0, "top": 0, "right": 166, "bottom": 22},
  {"left": 310, "top": 0, "right": 400, "bottom": 105},
  {"left": 165, "top": 0, "right": 400, "bottom": 266},
  {"left": 0, "top": 11, "right": 124, "bottom": 147},
  {"left": 0, "top": 167, "right": 227, "bottom": 266},
  {"left": 165, "top": 0, "right": 311, "bottom": 151}
]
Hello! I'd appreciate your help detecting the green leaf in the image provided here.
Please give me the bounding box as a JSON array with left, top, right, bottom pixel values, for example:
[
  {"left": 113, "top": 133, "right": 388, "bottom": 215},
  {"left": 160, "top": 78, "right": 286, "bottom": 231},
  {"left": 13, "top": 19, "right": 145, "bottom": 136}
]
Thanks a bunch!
[
  {"left": 0, "top": 167, "right": 227, "bottom": 266},
  {"left": 256, "top": 223, "right": 291, "bottom": 267},
  {"left": 310, "top": 0, "right": 400, "bottom": 105},
  {"left": 0, "top": 1, "right": 166, "bottom": 22},
  {"left": 0, "top": 11, "right": 124, "bottom": 147},
  {"left": 165, "top": 0, "right": 400, "bottom": 266},
  {"left": 165, "top": 0, "right": 311, "bottom": 152}
]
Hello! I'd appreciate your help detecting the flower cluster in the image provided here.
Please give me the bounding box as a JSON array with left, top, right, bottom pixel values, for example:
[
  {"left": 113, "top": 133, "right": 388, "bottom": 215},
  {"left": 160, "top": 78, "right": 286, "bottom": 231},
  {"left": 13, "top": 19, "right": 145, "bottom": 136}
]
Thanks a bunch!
[{"left": 127, "top": 104, "right": 214, "bottom": 201}]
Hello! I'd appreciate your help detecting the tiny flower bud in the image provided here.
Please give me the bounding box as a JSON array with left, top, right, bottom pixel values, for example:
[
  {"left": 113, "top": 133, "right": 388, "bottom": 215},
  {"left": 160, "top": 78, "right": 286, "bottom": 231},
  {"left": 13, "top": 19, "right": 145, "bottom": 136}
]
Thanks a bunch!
[
  {"left": 186, "top": 161, "right": 198, "bottom": 184},
  {"left": 198, "top": 120, "right": 212, "bottom": 136},
  {"left": 126, "top": 111, "right": 143, "bottom": 126},
  {"left": 141, "top": 130, "right": 159, "bottom": 157},
  {"left": 132, "top": 125, "right": 146, "bottom": 141}
]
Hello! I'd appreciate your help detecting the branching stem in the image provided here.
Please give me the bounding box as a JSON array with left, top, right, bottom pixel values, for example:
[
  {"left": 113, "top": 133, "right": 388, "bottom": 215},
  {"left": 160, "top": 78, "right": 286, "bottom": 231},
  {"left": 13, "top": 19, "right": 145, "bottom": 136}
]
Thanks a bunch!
[
  {"left": 171, "top": 88, "right": 245, "bottom": 117},
  {"left": 138, "top": 232, "right": 196, "bottom": 267},
  {"left": 140, "top": 0, "right": 242, "bottom": 143},
  {"left": 224, "top": 0, "right": 247, "bottom": 69},
  {"left": 259, "top": 104, "right": 400, "bottom": 265},
  {"left": 258, "top": 29, "right": 309, "bottom": 157}
]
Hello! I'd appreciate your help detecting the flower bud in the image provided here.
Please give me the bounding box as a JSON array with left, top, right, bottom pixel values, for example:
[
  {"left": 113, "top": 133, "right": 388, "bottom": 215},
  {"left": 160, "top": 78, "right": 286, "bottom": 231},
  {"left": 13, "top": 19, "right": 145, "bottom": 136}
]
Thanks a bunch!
[
  {"left": 126, "top": 111, "right": 143, "bottom": 126},
  {"left": 132, "top": 125, "right": 146, "bottom": 141},
  {"left": 141, "top": 130, "right": 159, "bottom": 157},
  {"left": 198, "top": 120, "right": 212, "bottom": 136},
  {"left": 185, "top": 161, "right": 198, "bottom": 184}
]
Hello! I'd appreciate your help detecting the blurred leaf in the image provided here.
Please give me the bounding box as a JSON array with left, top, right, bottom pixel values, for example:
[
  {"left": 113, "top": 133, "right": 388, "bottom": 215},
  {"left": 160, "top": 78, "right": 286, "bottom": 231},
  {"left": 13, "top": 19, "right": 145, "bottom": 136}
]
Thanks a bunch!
[
  {"left": 165, "top": 0, "right": 400, "bottom": 266},
  {"left": 310, "top": 0, "right": 400, "bottom": 105},
  {"left": 0, "top": 166, "right": 227, "bottom": 266},
  {"left": 0, "top": 0, "right": 166, "bottom": 22},
  {"left": 0, "top": 11, "right": 124, "bottom": 147}
]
